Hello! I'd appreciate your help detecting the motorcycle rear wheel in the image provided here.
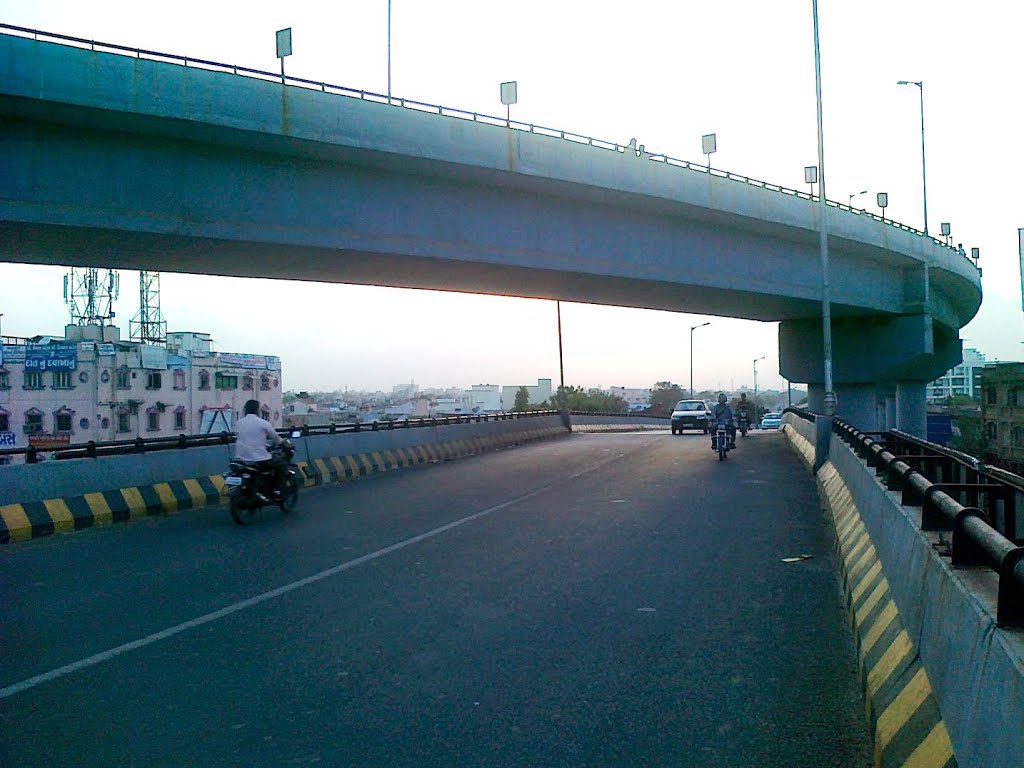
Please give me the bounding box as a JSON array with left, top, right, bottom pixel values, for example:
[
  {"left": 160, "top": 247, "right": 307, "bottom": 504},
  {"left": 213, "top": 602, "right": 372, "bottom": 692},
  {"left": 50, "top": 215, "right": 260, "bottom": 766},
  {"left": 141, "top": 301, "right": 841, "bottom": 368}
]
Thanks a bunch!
[
  {"left": 278, "top": 475, "right": 300, "bottom": 514},
  {"left": 229, "top": 492, "right": 255, "bottom": 526}
]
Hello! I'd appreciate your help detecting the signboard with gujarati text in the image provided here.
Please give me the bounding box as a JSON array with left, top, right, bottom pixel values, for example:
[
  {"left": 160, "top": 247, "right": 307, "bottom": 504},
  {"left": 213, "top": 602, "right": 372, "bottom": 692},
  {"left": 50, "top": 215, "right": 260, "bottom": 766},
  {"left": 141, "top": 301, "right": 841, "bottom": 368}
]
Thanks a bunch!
[
  {"left": 0, "top": 432, "right": 16, "bottom": 447},
  {"left": 25, "top": 344, "right": 77, "bottom": 372},
  {"left": 219, "top": 353, "right": 270, "bottom": 369},
  {"left": 97, "top": 343, "right": 116, "bottom": 356},
  {"left": 3, "top": 345, "right": 26, "bottom": 363}
]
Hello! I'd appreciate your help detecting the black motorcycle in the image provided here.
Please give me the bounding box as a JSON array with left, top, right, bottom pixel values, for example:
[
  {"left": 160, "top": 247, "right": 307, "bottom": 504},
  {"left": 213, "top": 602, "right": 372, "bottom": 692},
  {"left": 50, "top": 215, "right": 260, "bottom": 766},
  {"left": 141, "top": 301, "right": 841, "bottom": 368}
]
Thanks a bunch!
[
  {"left": 711, "top": 421, "right": 733, "bottom": 461},
  {"left": 737, "top": 410, "right": 750, "bottom": 437},
  {"left": 223, "top": 439, "right": 301, "bottom": 525}
]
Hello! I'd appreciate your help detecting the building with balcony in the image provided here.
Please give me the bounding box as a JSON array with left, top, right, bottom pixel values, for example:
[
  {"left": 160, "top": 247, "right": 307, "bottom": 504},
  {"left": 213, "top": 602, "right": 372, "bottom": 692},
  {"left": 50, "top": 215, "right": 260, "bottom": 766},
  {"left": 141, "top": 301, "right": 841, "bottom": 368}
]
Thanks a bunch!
[
  {"left": 927, "top": 347, "right": 986, "bottom": 402},
  {"left": 979, "top": 362, "right": 1024, "bottom": 475},
  {"left": 0, "top": 323, "right": 283, "bottom": 464}
]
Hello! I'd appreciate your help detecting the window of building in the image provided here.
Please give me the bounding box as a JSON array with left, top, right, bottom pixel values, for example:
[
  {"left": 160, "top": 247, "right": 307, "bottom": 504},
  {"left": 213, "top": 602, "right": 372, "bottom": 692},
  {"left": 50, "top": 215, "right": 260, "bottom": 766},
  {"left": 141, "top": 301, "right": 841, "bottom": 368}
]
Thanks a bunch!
[
  {"left": 0, "top": 408, "right": 9, "bottom": 431},
  {"left": 24, "top": 371, "right": 44, "bottom": 390},
  {"left": 215, "top": 372, "right": 238, "bottom": 390},
  {"left": 1011, "top": 389, "right": 1022, "bottom": 407},
  {"left": 173, "top": 369, "right": 186, "bottom": 390},
  {"left": 146, "top": 407, "right": 160, "bottom": 432},
  {"left": 116, "top": 408, "right": 131, "bottom": 434},
  {"left": 101, "top": 417, "right": 110, "bottom": 430},
  {"left": 80, "top": 418, "right": 90, "bottom": 430},
  {"left": 174, "top": 406, "right": 186, "bottom": 431},
  {"left": 1014, "top": 426, "right": 1024, "bottom": 449},
  {"left": 261, "top": 406, "right": 271, "bottom": 422},
  {"left": 52, "top": 371, "right": 72, "bottom": 389},
  {"left": 146, "top": 371, "right": 162, "bottom": 390},
  {"left": 198, "top": 370, "right": 211, "bottom": 390},
  {"left": 54, "top": 407, "right": 74, "bottom": 433},
  {"left": 0, "top": 369, "right": 9, "bottom": 389},
  {"left": 260, "top": 374, "right": 271, "bottom": 391},
  {"left": 985, "top": 421, "right": 998, "bottom": 441},
  {"left": 24, "top": 408, "right": 44, "bottom": 434},
  {"left": 117, "top": 367, "right": 131, "bottom": 390},
  {"left": 985, "top": 387, "right": 997, "bottom": 405},
  {"left": 243, "top": 375, "right": 254, "bottom": 391}
]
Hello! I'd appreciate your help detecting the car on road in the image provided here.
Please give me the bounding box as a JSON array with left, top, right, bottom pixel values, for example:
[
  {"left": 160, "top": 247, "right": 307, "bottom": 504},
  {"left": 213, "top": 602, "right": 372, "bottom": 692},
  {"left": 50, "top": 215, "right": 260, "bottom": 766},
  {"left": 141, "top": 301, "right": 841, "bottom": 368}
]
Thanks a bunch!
[
  {"left": 760, "top": 412, "right": 782, "bottom": 430},
  {"left": 671, "top": 400, "right": 711, "bottom": 434}
]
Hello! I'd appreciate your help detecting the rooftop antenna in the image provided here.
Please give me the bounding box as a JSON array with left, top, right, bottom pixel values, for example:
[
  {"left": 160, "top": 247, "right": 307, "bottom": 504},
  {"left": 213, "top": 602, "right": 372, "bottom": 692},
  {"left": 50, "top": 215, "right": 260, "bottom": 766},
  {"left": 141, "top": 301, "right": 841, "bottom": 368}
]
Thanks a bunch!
[
  {"left": 64, "top": 267, "right": 119, "bottom": 325},
  {"left": 130, "top": 271, "right": 167, "bottom": 345}
]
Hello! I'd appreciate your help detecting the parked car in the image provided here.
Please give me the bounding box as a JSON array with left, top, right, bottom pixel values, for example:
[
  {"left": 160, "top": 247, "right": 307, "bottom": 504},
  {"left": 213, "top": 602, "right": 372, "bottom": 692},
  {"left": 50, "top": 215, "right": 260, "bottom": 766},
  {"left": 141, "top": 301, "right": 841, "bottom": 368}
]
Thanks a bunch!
[
  {"left": 671, "top": 400, "right": 711, "bottom": 434},
  {"left": 760, "top": 412, "right": 782, "bottom": 430}
]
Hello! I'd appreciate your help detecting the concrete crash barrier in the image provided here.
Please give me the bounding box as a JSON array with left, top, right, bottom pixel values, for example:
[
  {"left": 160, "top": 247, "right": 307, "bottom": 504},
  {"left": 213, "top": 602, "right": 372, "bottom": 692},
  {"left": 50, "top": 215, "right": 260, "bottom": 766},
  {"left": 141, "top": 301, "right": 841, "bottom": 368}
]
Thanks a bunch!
[
  {"left": 783, "top": 415, "right": 1024, "bottom": 767},
  {"left": 0, "top": 417, "right": 571, "bottom": 544}
]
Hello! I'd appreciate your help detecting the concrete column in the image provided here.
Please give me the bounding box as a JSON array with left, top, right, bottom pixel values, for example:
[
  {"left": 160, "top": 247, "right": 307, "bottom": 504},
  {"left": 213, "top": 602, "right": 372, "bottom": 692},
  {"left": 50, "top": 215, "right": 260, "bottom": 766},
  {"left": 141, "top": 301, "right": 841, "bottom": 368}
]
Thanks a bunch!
[
  {"left": 896, "top": 381, "right": 927, "bottom": 437},
  {"left": 806, "top": 384, "right": 826, "bottom": 414},
  {"left": 834, "top": 384, "right": 879, "bottom": 432},
  {"left": 884, "top": 396, "right": 897, "bottom": 432}
]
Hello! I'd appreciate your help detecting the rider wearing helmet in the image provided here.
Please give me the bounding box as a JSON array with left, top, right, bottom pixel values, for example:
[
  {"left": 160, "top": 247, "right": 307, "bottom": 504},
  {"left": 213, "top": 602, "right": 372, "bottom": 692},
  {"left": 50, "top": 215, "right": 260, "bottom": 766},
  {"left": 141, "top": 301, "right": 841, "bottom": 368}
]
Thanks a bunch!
[
  {"left": 711, "top": 392, "right": 737, "bottom": 449},
  {"left": 736, "top": 392, "right": 751, "bottom": 426}
]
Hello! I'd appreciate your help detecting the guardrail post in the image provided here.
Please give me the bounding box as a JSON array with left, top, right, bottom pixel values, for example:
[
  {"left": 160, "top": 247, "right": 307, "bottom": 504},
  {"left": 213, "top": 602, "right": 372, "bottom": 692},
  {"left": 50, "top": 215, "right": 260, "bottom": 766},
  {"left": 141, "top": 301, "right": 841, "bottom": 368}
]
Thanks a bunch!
[
  {"left": 87, "top": 440, "right": 97, "bottom": 458},
  {"left": 26, "top": 446, "right": 38, "bottom": 464},
  {"left": 952, "top": 507, "right": 990, "bottom": 567},
  {"left": 812, "top": 416, "right": 832, "bottom": 473},
  {"left": 176, "top": 434, "right": 187, "bottom": 450},
  {"left": 134, "top": 437, "right": 145, "bottom": 453},
  {"left": 371, "top": 421, "right": 379, "bottom": 432}
]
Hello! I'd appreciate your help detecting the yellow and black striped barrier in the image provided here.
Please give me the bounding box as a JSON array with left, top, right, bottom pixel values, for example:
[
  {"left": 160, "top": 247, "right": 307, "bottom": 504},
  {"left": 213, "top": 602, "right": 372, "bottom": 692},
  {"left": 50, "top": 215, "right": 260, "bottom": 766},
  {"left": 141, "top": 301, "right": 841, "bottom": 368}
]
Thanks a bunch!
[
  {"left": 0, "top": 425, "right": 570, "bottom": 543},
  {"left": 782, "top": 423, "right": 957, "bottom": 768}
]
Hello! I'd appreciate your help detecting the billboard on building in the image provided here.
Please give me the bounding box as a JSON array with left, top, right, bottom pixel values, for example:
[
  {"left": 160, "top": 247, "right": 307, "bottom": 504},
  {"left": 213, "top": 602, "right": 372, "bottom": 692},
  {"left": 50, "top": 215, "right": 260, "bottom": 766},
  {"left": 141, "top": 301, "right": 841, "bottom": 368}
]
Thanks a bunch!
[
  {"left": 25, "top": 344, "right": 77, "bottom": 371},
  {"left": 140, "top": 345, "right": 167, "bottom": 370},
  {"left": 3, "top": 345, "right": 25, "bottom": 363},
  {"left": 220, "top": 353, "right": 274, "bottom": 369}
]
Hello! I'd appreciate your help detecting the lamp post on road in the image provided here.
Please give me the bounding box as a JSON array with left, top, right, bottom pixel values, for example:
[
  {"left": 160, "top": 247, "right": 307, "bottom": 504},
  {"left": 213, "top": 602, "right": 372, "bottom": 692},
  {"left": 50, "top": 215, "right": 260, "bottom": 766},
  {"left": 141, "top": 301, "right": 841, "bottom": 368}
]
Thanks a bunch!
[
  {"left": 811, "top": 0, "right": 834, "bottom": 416},
  {"left": 897, "top": 80, "right": 929, "bottom": 235},
  {"left": 753, "top": 356, "right": 766, "bottom": 421},
  {"left": 690, "top": 322, "right": 710, "bottom": 398},
  {"left": 848, "top": 189, "right": 868, "bottom": 207}
]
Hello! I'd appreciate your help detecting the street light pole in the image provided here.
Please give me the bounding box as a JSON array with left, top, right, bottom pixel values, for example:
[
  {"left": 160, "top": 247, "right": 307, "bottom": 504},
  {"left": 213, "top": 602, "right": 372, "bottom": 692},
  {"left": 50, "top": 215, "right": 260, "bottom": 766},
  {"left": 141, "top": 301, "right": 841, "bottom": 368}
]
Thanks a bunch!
[
  {"left": 387, "top": 0, "right": 392, "bottom": 101},
  {"left": 811, "top": 0, "right": 834, "bottom": 416},
  {"left": 848, "top": 189, "right": 868, "bottom": 207},
  {"left": 690, "top": 322, "right": 710, "bottom": 398},
  {"left": 897, "top": 80, "right": 928, "bottom": 235},
  {"left": 754, "top": 356, "right": 766, "bottom": 419}
]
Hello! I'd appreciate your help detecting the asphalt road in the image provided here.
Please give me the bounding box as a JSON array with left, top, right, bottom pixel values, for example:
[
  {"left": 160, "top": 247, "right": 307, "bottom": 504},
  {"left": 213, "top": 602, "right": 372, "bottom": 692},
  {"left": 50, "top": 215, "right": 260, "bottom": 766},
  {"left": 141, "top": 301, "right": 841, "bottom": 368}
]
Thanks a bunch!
[{"left": 1, "top": 429, "right": 871, "bottom": 767}]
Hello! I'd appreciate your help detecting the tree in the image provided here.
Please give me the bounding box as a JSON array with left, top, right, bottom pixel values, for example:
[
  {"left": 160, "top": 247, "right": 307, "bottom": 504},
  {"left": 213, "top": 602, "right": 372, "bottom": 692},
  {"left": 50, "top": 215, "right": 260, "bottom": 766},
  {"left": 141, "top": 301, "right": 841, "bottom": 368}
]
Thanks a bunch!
[
  {"left": 513, "top": 386, "right": 530, "bottom": 412},
  {"left": 648, "top": 381, "right": 686, "bottom": 416},
  {"left": 553, "top": 385, "right": 627, "bottom": 414}
]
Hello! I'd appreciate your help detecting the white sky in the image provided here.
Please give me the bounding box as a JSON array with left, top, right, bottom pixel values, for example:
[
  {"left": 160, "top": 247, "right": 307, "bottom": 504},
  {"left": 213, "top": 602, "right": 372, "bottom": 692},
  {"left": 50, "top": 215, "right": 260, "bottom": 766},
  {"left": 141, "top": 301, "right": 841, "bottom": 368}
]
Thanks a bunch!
[{"left": 1, "top": 0, "right": 1021, "bottom": 394}]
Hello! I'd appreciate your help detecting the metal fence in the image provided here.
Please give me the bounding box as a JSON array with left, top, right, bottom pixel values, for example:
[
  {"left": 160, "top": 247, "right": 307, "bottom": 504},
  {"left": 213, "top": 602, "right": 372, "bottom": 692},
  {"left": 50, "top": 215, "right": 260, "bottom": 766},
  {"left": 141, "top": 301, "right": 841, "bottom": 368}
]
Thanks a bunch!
[
  {"left": 831, "top": 418, "right": 1024, "bottom": 627},
  {"left": 0, "top": 23, "right": 978, "bottom": 269},
  {"left": 0, "top": 410, "right": 562, "bottom": 463}
]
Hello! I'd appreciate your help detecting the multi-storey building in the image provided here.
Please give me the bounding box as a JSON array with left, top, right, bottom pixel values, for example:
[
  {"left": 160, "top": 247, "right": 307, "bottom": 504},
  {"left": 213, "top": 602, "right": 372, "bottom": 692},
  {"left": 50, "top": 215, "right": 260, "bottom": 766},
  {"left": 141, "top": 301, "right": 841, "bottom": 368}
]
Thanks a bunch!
[
  {"left": 500, "top": 378, "right": 553, "bottom": 411},
  {"left": 979, "top": 362, "right": 1024, "bottom": 474},
  {"left": 608, "top": 386, "right": 652, "bottom": 410},
  {"left": 0, "top": 324, "right": 283, "bottom": 464},
  {"left": 927, "top": 347, "right": 987, "bottom": 402}
]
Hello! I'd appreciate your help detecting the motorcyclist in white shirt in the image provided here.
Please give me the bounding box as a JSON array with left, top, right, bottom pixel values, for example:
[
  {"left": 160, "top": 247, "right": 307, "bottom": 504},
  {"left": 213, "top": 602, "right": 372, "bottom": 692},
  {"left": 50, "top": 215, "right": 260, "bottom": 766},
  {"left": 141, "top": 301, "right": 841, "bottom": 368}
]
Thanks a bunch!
[
  {"left": 711, "top": 392, "right": 737, "bottom": 449},
  {"left": 234, "top": 399, "right": 284, "bottom": 494}
]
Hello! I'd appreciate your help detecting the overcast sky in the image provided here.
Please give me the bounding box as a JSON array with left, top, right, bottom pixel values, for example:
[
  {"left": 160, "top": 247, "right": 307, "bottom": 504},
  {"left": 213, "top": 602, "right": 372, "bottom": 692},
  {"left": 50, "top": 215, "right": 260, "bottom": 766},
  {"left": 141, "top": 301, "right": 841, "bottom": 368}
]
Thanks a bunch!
[{"left": 1, "top": 1, "right": 1021, "bottom": 394}]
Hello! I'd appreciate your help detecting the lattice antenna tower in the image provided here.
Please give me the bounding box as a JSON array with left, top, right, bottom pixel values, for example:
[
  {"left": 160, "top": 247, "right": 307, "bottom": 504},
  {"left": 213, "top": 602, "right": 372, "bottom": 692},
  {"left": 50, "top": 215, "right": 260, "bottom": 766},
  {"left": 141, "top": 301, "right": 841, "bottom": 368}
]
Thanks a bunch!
[
  {"left": 130, "top": 271, "right": 167, "bottom": 345},
  {"left": 64, "top": 267, "right": 119, "bottom": 325}
]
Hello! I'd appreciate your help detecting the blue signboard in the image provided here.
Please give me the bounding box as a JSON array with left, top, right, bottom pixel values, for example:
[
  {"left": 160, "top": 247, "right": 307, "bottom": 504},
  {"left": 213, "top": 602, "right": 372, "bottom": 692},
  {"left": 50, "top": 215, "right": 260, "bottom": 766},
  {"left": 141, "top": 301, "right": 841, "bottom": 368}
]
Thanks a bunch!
[
  {"left": 25, "top": 344, "right": 78, "bottom": 372},
  {"left": 0, "top": 432, "right": 16, "bottom": 447}
]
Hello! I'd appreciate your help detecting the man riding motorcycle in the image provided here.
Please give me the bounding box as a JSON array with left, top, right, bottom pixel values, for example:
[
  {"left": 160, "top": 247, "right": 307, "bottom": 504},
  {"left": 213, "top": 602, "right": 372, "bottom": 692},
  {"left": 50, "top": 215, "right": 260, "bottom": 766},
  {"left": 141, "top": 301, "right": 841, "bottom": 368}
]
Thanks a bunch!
[
  {"left": 736, "top": 393, "right": 751, "bottom": 435},
  {"left": 711, "top": 393, "right": 737, "bottom": 449},
  {"left": 234, "top": 399, "right": 286, "bottom": 496}
]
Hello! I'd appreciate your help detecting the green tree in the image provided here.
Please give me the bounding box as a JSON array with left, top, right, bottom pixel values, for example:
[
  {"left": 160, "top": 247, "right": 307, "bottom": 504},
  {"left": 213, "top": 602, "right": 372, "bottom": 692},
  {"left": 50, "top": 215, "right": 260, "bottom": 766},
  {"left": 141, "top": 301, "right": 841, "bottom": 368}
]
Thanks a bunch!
[
  {"left": 554, "top": 385, "right": 627, "bottom": 414},
  {"left": 513, "top": 386, "right": 530, "bottom": 412},
  {"left": 648, "top": 381, "right": 686, "bottom": 416}
]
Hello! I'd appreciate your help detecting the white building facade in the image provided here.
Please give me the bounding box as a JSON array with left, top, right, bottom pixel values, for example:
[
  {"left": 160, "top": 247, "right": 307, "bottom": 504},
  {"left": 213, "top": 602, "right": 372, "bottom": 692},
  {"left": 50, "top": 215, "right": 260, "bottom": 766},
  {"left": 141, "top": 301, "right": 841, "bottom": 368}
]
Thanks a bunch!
[
  {"left": 0, "top": 324, "right": 283, "bottom": 463},
  {"left": 927, "top": 347, "right": 986, "bottom": 402},
  {"left": 501, "top": 378, "right": 553, "bottom": 411}
]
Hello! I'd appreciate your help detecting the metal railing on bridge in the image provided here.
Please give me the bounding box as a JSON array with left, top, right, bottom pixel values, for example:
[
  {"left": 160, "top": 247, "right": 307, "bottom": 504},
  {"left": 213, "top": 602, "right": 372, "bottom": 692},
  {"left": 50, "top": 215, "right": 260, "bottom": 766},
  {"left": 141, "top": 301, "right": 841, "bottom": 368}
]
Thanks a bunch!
[
  {"left": 0, "top": 410, "right": 562, "bottom": 464},
  {"left": 0, "top": 22, "right": 978, "bottom": 270},
  {"left": 826, "top": 415, "right": 1024, "bottom": 627}
]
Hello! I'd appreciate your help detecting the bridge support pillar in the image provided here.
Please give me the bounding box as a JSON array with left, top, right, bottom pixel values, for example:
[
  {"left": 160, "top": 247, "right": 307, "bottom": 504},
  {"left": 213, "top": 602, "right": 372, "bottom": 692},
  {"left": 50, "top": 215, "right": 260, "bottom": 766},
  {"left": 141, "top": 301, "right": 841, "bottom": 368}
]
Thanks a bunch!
[
  {"left": 896, "top": 381, "right": 927, "bottom": 438},
  {"left": 834, "top": 384, "right": 880, "bottom": 432}
]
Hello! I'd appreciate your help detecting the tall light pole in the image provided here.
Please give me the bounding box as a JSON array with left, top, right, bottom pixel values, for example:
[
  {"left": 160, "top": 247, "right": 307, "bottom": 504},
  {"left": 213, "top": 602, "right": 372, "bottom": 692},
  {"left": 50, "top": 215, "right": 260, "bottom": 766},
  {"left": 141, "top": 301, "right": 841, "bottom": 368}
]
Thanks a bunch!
[
  {"left": 848, "top": 189, "right": 868, "bottom": 207},
  {"left": 897, "top": 80, "right": 928, "bottom": 235},
  {"left": 387, "top": 0, "right": 392, "bottom": 100},
  {"left": 753, "top": 356, "right": 766, "bottom": 418},
  {"left": 812, "top": 0, "right": 834, "bottom": 416},
  {"left": 690, "top": 322, "right": 710, "bottom": 398}
]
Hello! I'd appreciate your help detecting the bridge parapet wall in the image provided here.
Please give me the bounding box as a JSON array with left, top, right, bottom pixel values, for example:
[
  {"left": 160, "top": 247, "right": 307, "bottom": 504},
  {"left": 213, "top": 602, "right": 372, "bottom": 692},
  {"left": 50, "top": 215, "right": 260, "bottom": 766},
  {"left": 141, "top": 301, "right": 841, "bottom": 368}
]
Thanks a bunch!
[{"left": 783, "top": 415, "right": 1024, "bottom": 766}]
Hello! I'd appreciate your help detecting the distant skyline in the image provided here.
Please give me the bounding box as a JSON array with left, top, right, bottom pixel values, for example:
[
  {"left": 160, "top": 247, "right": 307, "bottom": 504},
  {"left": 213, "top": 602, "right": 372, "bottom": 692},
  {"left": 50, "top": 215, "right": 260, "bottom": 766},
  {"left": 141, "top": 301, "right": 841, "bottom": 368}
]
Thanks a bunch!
[{"left": 1, "top": 1, "right": 1020, "bottom": 393}]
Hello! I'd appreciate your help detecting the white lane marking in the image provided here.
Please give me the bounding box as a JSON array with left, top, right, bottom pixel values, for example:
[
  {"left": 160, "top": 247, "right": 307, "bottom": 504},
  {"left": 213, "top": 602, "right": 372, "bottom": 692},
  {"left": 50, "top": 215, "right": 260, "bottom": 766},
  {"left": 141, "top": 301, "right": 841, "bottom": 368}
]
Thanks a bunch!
[
  {"left": 0, "top": 485, "right": 550, "bottom": 700},
  {"left": 568, "top": 452, "right": 627, "bottom": 480}
]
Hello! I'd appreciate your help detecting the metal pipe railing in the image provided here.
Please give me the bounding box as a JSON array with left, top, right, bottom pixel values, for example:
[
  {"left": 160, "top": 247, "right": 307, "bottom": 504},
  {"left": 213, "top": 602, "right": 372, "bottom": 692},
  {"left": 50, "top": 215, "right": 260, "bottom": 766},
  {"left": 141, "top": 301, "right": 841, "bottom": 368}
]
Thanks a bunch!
[
  {"left": 0, "top": 23, "right": 978, "bottom": 267},
  {"left": 831, "top": 417, "right": 1024, "bottom": 627}
]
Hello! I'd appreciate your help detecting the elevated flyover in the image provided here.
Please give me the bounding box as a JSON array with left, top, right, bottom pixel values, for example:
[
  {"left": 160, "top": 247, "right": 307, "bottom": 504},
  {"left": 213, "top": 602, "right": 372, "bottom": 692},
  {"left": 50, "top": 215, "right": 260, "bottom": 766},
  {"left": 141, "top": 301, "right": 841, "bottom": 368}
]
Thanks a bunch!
[{"left": 0, "top": 28, "right": 982, "bottom": 434}]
